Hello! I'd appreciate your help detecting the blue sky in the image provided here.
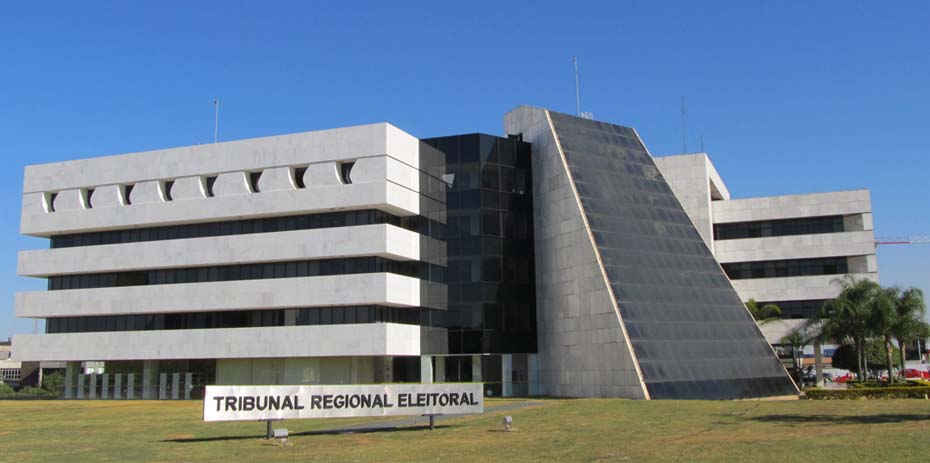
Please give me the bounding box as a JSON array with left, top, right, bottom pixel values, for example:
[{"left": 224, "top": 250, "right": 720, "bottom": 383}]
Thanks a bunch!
[{"left": 1, "top": 1, "right": 928, "bottom": 337}]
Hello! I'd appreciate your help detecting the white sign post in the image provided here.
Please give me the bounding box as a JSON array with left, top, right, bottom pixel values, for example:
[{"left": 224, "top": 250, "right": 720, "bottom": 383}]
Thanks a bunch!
[{"left": 203, "top": 383, "right": 484, "bottom": 423}]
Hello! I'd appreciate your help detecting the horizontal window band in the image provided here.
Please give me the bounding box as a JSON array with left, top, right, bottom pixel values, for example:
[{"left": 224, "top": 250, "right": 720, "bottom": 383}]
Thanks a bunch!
[
  {"left": 722, "top": 257, "right": 848, "bottom": 280},
  {"left": 44, "top": 306, "right": 444, "bottom": 334},
  {"left": 752, "top": 299, "right": 830, "bottom": 319},
  {"left": 714, "top": 215, "right": 845, "bottom": 241},
  {"left": 50, "top": 209, "right": 445, "bottom": 249},
  {"left": 48, "top": 257, "right": 446, "bottom": 290}
]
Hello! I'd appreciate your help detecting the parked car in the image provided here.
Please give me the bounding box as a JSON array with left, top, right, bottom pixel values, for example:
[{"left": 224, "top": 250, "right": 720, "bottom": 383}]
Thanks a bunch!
[
  {"left": 903, "top": 369, "right": 930, "bottom": 379},
  {"left": 833, "top": 373, "right": 854, "bottom": 383}
]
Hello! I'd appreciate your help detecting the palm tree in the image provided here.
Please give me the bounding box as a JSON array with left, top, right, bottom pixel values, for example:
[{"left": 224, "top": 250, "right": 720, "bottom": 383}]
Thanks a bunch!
[
  {"left": 745, "top": 299, "right": 781, "bottom": 325},
  {"left": 867, "top": 286, "right": 898, "bottom": 382},
  {"left": 813, "top": 276, "right": 882, "bottom": 377},
  {"left": 891, "top": 287, "right": 929, "bottom": 375}
]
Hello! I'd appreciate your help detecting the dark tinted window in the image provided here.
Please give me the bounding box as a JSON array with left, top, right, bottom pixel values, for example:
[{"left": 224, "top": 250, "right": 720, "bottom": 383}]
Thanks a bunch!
[
  {"left": 715, "top": 215, "right": 845, "bottom": 240},
  {"left": 722, "top": 257, "right": 848, "bottom": 280}
]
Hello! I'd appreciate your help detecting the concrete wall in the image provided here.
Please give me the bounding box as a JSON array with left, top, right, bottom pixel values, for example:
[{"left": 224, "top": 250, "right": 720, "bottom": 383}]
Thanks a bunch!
[
  {"left": 17, "top": 273, "right": 424, "bottom": 318},
  {"left": 18, "top": 224, "right": 428, "bottom": 276},
  {"left": 712, "top": 190, "right": 871, "bottom": 224},
  {"left": 12, "top": 323, "right": 421, "bottom": 362},
  {"left": 504, "top": 106, "right": 647, "bottom": 399},
  {"left": 653, "top": 153, "right": 730, "bottom": 252},
  {"left": 714, "top": 230, "right": 876, "bottom": 264},
  {"left": 21, "top": 123, "right": 424, "bottom": 236},
  {"left": 730, "top": 272, "right": 879, "bottom": 302}
]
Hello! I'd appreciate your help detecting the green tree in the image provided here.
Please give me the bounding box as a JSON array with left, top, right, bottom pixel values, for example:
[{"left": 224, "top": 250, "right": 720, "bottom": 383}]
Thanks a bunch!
[
  {"left": 781, "top": 329, "right": 811, "bottom": 382},
  {"left": 832, "top": 341, "right": 899, "bottom": 376},
  {"left": 867, "top": 286, "right": 899, "bottom": 382},
  {"left": 745, "top": 299, "right": 781, "bottom": 325},
  {"left": 814, "top": 276, "right": 882, "bottom": 377},
  {"left": 890, "top": 287, "right": 929, "bottom": 375},
  {"left": 42, "top": 371, "right": 64, "bottom": 397}
]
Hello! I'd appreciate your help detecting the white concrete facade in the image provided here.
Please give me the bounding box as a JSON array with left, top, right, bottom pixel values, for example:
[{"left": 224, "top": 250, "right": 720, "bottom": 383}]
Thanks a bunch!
[
  {"left": 655, "top": 153, "right": 878, "bottom": 316},
  {"left": 21, "top": 123, "right": 429, "bottom": 236},
  {"left": 12, "top": 323, "right": 421, "bottom": 362},
  {"left": 14, "top": 123, "right": 444, "bottom": 395}
]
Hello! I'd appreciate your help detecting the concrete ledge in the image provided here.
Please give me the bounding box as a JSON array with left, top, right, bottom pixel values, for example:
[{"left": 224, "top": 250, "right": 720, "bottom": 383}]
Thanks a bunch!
[
  {"left": 730, "top": 272, "right": 878, "bottom": 302},
  {"left": 11, "top": 323, "right": 422, "bottom": 361},
  {"left": 713, "top": 190, "right": 871, "bottom": 224},
  {"left": 16, "top": 273, "right": 427, "bottom": 318},
  {"left": 18, "top": 224, "right": 423, "bottom": 276},
  {"left": 21, "top": 181, "right": 420, "bottom": 236},
  {"left": 714, "top": 231, "right": 876, "bottom": 263}
]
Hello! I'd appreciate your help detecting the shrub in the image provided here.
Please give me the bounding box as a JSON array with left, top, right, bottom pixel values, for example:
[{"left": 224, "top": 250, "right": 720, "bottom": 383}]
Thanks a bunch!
[
  {"left": 0, "top": 382, "right": 15, "bottom": 396},
  {"left": 806, "top": 386, "right": 930, "bottom": 400},
  {"left": 42, "top": 371, "right": 63, "bottom": 397},
  {"left": 17, "top": 386, "right": 52, "bottom": 397}
]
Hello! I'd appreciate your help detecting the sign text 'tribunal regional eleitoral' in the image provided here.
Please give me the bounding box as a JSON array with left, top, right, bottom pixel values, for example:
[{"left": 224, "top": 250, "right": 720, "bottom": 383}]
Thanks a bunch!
[{"left": 203, "top": 383, "right": 484, "bottom": 422}]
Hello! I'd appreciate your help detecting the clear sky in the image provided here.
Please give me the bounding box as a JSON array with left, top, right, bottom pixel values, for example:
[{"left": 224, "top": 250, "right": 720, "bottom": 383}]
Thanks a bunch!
[{"left": 1, "top": 1, "right": 928, "bottom": 337}]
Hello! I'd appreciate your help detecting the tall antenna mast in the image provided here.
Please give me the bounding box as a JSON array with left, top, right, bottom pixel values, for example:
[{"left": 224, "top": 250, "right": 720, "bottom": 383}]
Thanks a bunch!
[
  {"left": 680, "top": 96, "right": 688, "bottom": 153},
  {"left": 213, "top": 98, "right": 219, "bottom": 144},
  {"left": 573, "top": 57, "right": 581, "bottom": 117}
]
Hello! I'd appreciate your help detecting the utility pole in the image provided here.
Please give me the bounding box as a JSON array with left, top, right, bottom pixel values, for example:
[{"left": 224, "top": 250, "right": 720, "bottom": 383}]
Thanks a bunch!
[
  {"left": 573, "top": 57, "right": 581, "bottom": 117},
  {"left": 681, "top": 96, "right": 688, "bottom": 153},
  {"left": 214, "top": 98, "right": 219, "bottom": 144}
]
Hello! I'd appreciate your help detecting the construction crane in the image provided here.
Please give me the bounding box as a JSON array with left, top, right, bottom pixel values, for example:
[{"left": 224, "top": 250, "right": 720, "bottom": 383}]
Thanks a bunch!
[{"left": 875, "top": 235, "right": 930, "bottom": 246}]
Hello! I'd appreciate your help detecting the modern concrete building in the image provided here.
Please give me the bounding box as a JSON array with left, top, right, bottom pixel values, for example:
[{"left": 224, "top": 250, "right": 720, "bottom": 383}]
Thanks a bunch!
[
  {"left": 655, "top": 153, "right": 878, "bottom": 377},
  {"left": 15, "top": 123, "right": 449, "bottom": 399},
  {"left": 655, "top": 153, "right": 877, "bottom": 321},
  {"left": 14, "top": 107, "right": 814, "bottom": 400}
]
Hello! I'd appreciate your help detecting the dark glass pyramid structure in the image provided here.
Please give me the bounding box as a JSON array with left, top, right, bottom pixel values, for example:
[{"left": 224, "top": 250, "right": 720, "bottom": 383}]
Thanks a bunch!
[{"left": 507, "top": 107, "right": 798, "bottom": 399}]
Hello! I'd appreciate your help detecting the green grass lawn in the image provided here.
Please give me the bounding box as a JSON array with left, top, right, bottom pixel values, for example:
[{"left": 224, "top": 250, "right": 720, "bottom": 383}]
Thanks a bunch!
[{"left": 1, "top": 398, "right": 929, "bottom": 462}]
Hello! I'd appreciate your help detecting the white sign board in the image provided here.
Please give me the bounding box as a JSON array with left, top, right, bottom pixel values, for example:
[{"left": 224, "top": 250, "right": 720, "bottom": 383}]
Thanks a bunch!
[{"left": 203, "top": 383, "right": 484, "bottom": 422}]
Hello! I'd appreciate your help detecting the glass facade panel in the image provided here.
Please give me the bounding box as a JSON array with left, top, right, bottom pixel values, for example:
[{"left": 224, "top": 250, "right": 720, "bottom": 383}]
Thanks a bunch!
[
  {"left": 715, "top": 215, "right": 845, "bottom": 240},
  {"left": 548, "top": 111, "right": 797, "bottom": 399},
  {"left": 50, "top": 210, "right": 444, "bottom": 249},
  {"left": 722, "top": 257, "right": 849, "bottom": 280},
  {"left": 48, "top": 257, "right": 440, "bottom": 290},
  {"left": 45, "top": 305, "right": 436, "bottom": 334},
  {"left": 424, "top": 134, "right": 537, "bottom": 355}
]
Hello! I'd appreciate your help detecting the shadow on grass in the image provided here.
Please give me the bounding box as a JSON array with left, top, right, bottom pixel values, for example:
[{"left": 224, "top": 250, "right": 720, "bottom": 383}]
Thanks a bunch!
[
  {"left": 161, "top": 423, "right": 459, "bottom": 443},
  {"left": 744, "top": 414, "right": 930, "bottom": 425}
]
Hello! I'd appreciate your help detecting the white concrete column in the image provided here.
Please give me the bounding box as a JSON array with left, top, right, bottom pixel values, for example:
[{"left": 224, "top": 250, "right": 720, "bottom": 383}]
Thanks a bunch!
[
  {"left": 159, "top": 373, "right": 167, "bottom": 400},
  {"left": 142, "top": 360, "right": 158, "bottom": 399},
  {"left": 89, "top": 373, "right": 98, "bottom": 399},
  {"left": 528, "top": 354, "right": 540, "bottom": 396},
  {"left": 64, "top": 362, "right": 79, "bottom": 399},
  {"left": 434, "top": 356, "right": 445, "bottom": 382},
  {"left": 502, "top": 354, "right": 513, "bottom": 397},
  {"left": 471, "top": 355, "right": 482, "bottom": 382},
  {"left": 184, "top": 373, "right": 193, "bottom": 400},
  {"left": 114, "top": 374, "right": 123, "bottom": 400},
  {"left": 76, "top": 374, "right": 85, "bottom": 399},
  {"left": 375, "top": 357, "right": 393, "bottom": 383},
  {"left": 127, "top": 374, "right": 136, "bottom": 399},
  {"left": 101, "top": 374, "right": 110, "bottom": 399},
  {"left": 171, "top": 373, "right": 180, "bottom": 399},
  {"left": 420, "top": 356, "right": 434, "bottom": 384}
]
